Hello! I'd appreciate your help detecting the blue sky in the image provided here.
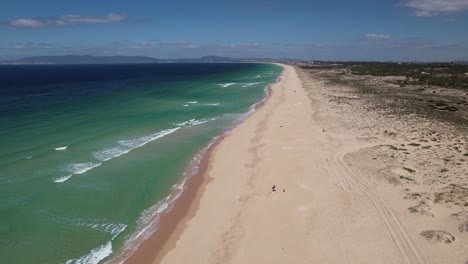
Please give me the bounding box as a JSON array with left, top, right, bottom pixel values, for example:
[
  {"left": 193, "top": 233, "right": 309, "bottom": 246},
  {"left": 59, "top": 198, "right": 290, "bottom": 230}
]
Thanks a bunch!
[{"left": 1, "top": 0, "right": 468, "bottom": 61}]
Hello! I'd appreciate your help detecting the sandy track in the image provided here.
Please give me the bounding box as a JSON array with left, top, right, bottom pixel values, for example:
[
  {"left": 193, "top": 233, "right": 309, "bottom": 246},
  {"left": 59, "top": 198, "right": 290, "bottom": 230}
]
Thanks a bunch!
[{"left": 330, "top": 145, "right": 425, "bottom": 264}]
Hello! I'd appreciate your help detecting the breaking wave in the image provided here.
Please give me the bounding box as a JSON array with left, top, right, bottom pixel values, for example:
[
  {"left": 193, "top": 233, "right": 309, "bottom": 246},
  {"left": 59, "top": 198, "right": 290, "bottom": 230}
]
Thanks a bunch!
[
  {"left": 218, "top": 83, "right": 236, "bottom": 88},
  {"left": 65, "top": 223, "right": 126, "bottom": 264}
]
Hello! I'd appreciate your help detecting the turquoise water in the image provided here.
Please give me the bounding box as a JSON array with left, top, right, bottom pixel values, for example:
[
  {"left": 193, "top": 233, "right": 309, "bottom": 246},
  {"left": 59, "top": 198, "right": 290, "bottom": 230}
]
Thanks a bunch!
[{"left": 0, "top": 63, "right": 282, "bottom": 263}]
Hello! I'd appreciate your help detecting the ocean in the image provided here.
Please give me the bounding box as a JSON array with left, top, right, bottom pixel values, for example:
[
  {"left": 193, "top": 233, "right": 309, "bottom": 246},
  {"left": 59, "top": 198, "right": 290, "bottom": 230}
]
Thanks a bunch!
[{"left": 0, "top": 63, "right": 282, "bottom": 264}]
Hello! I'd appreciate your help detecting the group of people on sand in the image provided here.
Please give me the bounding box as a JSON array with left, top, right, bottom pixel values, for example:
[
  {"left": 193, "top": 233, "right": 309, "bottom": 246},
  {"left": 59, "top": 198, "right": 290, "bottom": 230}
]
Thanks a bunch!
[{"left": 272, "top": 184, "right": 285, "bottom": 192}]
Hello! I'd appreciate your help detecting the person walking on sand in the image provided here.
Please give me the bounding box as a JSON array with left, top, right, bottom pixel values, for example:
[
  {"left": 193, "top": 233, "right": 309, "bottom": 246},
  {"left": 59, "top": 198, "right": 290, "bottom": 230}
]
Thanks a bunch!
[{"left": 272, "top": 184, "right": 276, "bottom": 192}]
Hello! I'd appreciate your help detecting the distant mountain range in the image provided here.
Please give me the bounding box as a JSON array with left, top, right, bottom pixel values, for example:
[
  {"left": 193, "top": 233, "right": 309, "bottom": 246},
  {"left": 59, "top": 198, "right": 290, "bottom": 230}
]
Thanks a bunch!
[{"left": 0, "top": 55, "right": 291, "bottom": 65}]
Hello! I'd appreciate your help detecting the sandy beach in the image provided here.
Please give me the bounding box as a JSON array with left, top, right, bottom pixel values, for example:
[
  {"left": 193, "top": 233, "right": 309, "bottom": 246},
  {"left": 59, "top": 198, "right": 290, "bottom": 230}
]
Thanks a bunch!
[{"left": 126, "top": 64, "right": 467, "bottom": 264}]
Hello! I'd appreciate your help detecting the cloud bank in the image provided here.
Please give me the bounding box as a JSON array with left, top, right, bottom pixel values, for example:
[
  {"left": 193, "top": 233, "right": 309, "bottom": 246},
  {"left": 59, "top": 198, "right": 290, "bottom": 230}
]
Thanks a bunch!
[
  {"left": 7, "top": 13, "right": 127, "bottom": 28},
  {"left": 403, "top": 0, "right": 468, "bottom": 16}
]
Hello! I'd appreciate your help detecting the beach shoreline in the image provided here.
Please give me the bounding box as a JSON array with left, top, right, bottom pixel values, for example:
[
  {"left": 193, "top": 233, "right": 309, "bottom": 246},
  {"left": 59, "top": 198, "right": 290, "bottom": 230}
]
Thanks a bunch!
[
  {"left": 122, "top": 63, "right": 467, "bottom": 264},
  {"left": 113, "top": 64, "right": 285, "bottom": 264}
]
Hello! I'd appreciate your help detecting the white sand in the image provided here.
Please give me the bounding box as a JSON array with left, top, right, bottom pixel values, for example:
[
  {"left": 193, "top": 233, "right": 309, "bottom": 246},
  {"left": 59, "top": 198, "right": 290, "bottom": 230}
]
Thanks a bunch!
[{"left": 152, "top": 64, "right": 467, "bottom": 264}]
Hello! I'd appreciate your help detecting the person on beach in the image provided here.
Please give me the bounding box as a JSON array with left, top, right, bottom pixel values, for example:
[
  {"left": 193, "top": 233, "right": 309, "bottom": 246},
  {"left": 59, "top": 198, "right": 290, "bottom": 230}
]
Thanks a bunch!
[{"left": 272, "top": 184, "right": 276, "bottom": 192}]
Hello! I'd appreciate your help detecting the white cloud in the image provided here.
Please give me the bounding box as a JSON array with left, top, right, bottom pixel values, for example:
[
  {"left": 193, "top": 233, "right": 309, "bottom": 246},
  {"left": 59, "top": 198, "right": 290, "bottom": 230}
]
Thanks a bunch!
[
  {"left": 404, "top": 0, "right": 468, "bottom": 16},
  {"left": 56, "top": 13, "right": 127, "bottom": 24},
  {"left": 7, "top": 13, "right": 127, "bottom": 28},
  {"left": 128, "top": 41, "right": 196, "bottom": 49},
  {"left": 221, "top": 43, "right": 264, "bottom": 50},
  {"left": 130, "top": 42, "right": 155, "bottom": 49},
  {"left": 9, "top": 18, "right": 45, "bottom": 28},
  {"left": 12, "top": 42, "right": 53, "bottom": 50},
  {"left": 365, "top": 33, "right": 391, "bottom": 40}
]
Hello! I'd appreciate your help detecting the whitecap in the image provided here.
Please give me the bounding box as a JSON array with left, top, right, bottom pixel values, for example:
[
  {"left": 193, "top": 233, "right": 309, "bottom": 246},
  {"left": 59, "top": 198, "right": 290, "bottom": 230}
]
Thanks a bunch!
[
  {"left": 176, "top": 119, "right": 208, "bottom": 127},
  {"left": 220, "top": 113, "right": 243, "bottom": 120},
  {"left": 55, "top": 146, "right": 68, "bottom": 151},
  {"left": 241, "top": 82, "right": 261, "bottom": 88},
  {"left": 66, "top": 241, "right": 112, "bottom": 264},
  {"left": 53, "top": 162, "right": 101, "bottom": 183},
  {"left": 66, "top": 223, "right": 126, "bottom": 264},
  {"left": 118, "top": 127, "right": 180, "bottom": 149},
  {"left": 204, "top": 103, "right": 220, "bottom": 106},
  {"left": 190, "top": 120, "right": 207, "bottom": 126},
  {"left": 176, "top": 119, "right": 196, "bottom": 126},
  {"left": 93, "top": 146, "right": 131, "bottom": 162},
  {"left": 76, "top": 222, "right": 127, "bottom": 239},
  {"left": 57, "top": 128, "right": 180, "bottom": 183},
  {"left": 67, "top": 162, "right": 102, "bottom": 175},
  {"left": 187, "top": 101, "right": 198, "bottom": 104},
  {"left": 108, "top": 224, "right": 127, "bottom": 239},
  {"left": 53, "top": 174, "right": 72, "bottom": 183},
  {"left": 218, "top": 83, "right": 236, "bottom": 88}
]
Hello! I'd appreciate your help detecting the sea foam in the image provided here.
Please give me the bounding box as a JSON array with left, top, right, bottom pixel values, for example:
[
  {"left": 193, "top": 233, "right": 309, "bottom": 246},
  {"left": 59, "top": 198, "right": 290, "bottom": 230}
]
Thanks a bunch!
[
  {"left": 55, "top": 128, "right": 181, "bottom": 183},
  {"left": 66, "top": 241, "right": 112, "bottom": 264},
  {"left": 67, "top": 162, "right": 102, "bottom": 175},
  {"left": 53, "top": 162, "right": 101, "bottom": 183},
  {"left": 219, "top": 83, "right": 236, "bottom": 88},
  {"left": 55, "top": 146, "right": 68, "bottom": 151},
  {"left": 118, "top": 127, "right": 180, "bottom": 149},
  {"left": 93, "top": 146, "right": 131, "bottom": 162},
  {"left": 65, "top": 223, "right": 126, "bottom": 264},
  {"left": 241, "top": 82, "right": 261, "bottom": 88},
  {"left": 53, "top": 174, "right": 72, "bottom": 183},
  {"left": 176, "top": 118, "right": 209, "bottom": 127}
]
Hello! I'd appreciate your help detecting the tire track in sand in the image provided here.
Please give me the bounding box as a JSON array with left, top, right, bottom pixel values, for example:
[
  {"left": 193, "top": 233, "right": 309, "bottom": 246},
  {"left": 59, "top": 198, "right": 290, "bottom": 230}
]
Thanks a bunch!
[{"left": 330, "top": 145, "right": 426, "bottom": 264}]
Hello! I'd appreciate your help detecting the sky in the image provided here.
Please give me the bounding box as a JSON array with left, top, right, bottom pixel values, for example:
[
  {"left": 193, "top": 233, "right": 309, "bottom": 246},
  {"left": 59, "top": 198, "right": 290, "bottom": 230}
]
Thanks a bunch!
[{"left": 1, "top": 0, "right": 468, "bottom": 61}]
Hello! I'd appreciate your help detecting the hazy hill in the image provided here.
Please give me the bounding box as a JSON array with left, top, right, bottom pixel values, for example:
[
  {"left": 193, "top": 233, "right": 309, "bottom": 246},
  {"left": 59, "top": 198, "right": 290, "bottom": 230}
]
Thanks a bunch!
[{"left": 0, "top": 55, "right": 297, "bottom": 65}]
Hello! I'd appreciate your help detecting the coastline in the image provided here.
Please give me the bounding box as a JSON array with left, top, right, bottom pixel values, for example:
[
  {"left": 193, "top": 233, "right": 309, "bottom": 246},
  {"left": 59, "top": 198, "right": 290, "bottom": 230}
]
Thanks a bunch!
[
  {"left": 112, "top": 63, "right": 284, "bottom": 264},
  {"left": 120, "top": 63, "right": 466, "bottom": 264}
]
